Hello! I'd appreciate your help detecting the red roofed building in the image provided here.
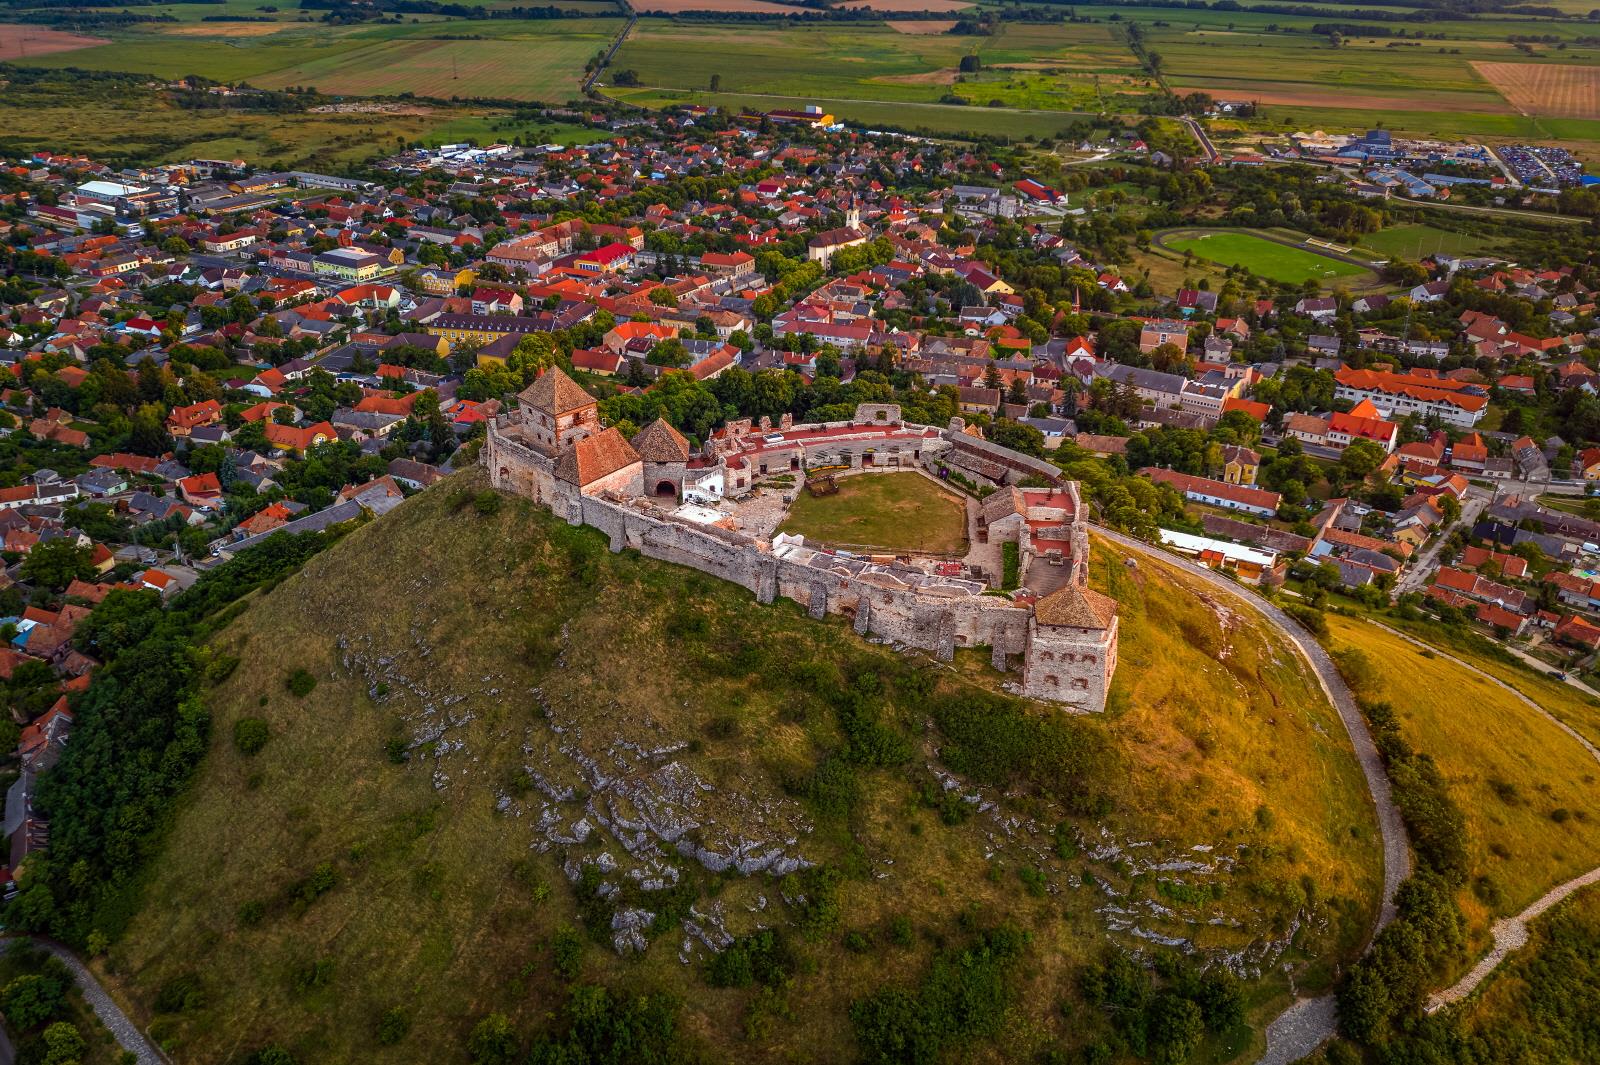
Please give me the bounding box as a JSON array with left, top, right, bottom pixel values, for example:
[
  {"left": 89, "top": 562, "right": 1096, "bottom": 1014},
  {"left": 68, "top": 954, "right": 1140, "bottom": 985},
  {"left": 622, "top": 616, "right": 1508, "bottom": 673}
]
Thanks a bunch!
[
  {"left": 264, "top": 420, "right": 336, "bottom": 453},
  {"left": 167, "top": 399, "right": 223, "bottom": 437},
  {"left": 1556, "top": 613, "right": 1600, "bottom": 650},
  {"left": 178, "top": 472, "right": 223, "bottom": 507}
]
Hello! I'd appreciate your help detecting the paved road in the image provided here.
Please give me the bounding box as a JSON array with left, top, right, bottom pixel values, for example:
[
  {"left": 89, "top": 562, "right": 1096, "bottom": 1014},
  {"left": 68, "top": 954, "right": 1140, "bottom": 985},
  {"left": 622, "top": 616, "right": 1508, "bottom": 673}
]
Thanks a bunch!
[
  {"left": 1090, "top": 527, "right": 1410, "bottom": 1065},
  {"left": 0, "top": 939, "right": 167, "bottom": 1065},
  {"left": 1502, "top": 641, "right": 1599, "bottom": 696},
  {"left": 1395, "top": 490, "right": 1490, "bottom": 597},
  {"left": 1181, "top": 116, "right": 1219, "bottom": 163}
]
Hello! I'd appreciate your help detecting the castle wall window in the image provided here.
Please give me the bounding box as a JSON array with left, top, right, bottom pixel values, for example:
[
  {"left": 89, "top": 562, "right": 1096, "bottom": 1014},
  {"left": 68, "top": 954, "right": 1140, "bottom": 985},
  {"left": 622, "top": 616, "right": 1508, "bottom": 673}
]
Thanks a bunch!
[{"left": 1071, "top": 678, "right": 1089, "bottom": 691}]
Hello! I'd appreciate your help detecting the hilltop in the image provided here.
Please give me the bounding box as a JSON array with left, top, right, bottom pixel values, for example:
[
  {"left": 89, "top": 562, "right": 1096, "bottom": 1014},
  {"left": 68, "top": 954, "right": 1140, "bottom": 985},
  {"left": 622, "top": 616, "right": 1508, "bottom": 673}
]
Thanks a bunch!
[{"left": 96, "top": 470, "right": 1380, "bottom": 1064}]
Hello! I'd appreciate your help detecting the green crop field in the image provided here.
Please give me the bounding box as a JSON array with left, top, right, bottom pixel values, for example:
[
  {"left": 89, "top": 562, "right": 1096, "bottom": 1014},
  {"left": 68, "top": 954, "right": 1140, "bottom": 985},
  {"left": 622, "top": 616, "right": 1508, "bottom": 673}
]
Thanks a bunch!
[
  {"left": 779, "top": 471, "right": 969, "bottom": 556},
  {"left": 249, "top": 26, "right": 617, "bottom": 101},
  {"left": 1161, "top": 230, "right": 1370, "bottom": 285},
  {"left": 9, "top": 15, "right": 619, "bottom": 102},
  {"left": 607, "top": 86, "right": 1094, "bottom": 139}
]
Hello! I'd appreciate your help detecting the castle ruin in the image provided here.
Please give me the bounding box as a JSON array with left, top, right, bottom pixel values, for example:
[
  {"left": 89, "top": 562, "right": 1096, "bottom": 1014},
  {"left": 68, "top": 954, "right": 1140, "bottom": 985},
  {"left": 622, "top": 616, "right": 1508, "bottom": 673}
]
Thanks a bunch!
[{"left": 485, "top": 369, "right": 1118, "bottom": 711}]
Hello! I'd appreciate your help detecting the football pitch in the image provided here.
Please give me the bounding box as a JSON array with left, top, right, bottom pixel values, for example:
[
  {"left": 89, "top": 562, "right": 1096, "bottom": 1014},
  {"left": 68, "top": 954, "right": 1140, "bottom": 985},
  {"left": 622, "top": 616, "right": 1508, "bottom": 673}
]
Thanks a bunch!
[{"left": 1161, "top": 230, "right": 1371, "bottom": 285}]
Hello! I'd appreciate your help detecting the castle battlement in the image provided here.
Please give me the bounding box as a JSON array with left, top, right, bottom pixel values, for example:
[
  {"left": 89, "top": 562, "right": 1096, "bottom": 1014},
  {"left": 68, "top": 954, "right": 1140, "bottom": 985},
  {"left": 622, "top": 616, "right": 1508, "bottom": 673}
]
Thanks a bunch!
[{"left": 485, "top": 372, "right": 1117, "bottom": 711}]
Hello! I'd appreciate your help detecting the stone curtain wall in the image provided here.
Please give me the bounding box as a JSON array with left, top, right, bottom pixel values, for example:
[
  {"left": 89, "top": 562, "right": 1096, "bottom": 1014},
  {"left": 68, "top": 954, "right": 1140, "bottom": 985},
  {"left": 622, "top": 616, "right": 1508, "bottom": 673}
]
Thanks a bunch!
[
  {"left": 577, "top": 491, "right": 1033, "bottom": 662},
  {"left": 488, "top": 409, "right": 1115, "bottom": 711}
]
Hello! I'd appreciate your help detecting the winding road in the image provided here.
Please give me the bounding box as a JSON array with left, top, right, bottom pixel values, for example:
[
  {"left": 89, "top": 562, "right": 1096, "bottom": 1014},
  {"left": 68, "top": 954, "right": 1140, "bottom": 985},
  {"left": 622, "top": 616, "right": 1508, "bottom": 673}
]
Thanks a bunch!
[
  {"left": 0, "top": 938, "right": 167, "bottom": 1065},
  {"left": 1090, "top": 527, "right": 1411, "bottom": 1064}
]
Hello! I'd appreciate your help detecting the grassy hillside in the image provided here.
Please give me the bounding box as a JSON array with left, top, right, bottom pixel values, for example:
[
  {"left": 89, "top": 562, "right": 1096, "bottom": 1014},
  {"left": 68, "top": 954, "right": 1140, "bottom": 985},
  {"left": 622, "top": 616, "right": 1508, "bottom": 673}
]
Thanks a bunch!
[
  {"left": 100, "top": 470, "right": 1379, "bottom": 1064},
  {"left": 1325, "top": 615, "right": 1600, "bottom": 953}
]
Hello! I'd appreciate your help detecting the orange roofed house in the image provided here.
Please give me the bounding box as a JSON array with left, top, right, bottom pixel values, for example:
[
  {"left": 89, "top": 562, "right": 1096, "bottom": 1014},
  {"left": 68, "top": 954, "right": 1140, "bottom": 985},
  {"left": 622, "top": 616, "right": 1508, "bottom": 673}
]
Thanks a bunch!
[{"left": 264, "top": 420, "right": 336, "bottom": 454}]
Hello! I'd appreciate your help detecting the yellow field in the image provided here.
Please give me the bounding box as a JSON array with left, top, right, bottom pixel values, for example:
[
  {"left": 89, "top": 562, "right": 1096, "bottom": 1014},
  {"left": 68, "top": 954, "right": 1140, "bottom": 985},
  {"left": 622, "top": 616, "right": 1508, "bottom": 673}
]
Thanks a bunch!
[
  {"left": 1326, "top": 615, "right": 1600, "bottom": 948},
  {"left": 1474, "top": 61, "right": 1600, "bottom": 118}
]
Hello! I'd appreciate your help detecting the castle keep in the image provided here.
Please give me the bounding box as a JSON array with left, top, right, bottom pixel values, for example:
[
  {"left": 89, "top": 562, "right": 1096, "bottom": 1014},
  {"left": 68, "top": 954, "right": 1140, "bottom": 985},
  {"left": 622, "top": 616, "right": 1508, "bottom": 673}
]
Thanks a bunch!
[{"left": 486, "top": 370, "right": 1118, "bottom": 711}]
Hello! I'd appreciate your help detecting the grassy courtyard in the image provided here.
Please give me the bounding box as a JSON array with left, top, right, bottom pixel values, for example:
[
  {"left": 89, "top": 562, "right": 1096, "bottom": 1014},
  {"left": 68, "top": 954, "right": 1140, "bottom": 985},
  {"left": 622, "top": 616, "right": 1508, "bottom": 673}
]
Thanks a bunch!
[{"left": 778, "top": 472, "right": 969, "bottom": 556}]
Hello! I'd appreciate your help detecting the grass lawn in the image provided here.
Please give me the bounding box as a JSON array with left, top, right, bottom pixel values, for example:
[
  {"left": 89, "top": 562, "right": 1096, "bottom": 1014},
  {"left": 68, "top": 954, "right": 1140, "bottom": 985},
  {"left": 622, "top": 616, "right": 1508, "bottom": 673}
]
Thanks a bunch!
[
  {"left": 1372, "top": 611, "right": 1600, "bottom": 750},
  {"left": 103, "top": 472, "right": 1379, "bottom": 1064},
  {"left": 1325, "top": 614, "right": 1600, "bottom": 952},
  {"left": 1164, "top": 230, "right": 1371, "bottom": 285},
  {"left": 779, "top": 471, "right": 969, "bottom": 556},
  {"left": 1356, "top": 223, "right": 1504, "bottom": 261}
]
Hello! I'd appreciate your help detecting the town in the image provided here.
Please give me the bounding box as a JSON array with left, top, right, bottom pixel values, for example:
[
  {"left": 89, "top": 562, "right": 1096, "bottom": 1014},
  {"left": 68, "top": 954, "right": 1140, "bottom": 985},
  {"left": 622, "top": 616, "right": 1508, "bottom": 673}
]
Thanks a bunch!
[{"left": 2, "top": 102, "right": 1600, "bottom": 1065}]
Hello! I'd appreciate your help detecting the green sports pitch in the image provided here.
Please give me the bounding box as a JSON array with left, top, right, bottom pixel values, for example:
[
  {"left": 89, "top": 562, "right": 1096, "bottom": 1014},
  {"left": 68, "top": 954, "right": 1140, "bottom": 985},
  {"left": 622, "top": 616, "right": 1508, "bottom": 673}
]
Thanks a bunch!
[{"left": 1162, "top": 230, "right": 1371, "bottom": 285}]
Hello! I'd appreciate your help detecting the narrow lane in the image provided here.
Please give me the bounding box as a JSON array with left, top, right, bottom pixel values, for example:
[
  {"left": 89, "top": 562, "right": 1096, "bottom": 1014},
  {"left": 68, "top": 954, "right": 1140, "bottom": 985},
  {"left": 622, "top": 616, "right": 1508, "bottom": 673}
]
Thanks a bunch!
[{"left": 0, "top": 938, "right": 167, "bottom": 1065}]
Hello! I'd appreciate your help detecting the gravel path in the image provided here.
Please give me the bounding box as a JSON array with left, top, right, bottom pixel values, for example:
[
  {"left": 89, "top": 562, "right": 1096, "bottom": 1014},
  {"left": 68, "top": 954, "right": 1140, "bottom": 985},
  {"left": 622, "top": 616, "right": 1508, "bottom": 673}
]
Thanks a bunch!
[
  {"left": 1089, "top": 528, "right": 1410, "bottom": 1065},
  {"left": 1427, "top": 867, "right": 1600, "bottom": 1012},
  {"left": 0, "top": 938, "right": 167, "bottom": 1065}
]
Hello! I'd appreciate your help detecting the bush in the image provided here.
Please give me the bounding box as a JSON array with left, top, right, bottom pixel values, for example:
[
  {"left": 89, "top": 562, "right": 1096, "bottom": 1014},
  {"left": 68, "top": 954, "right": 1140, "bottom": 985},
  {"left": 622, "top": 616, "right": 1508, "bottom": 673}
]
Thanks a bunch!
[
  {"left": 473, "top": 490, "right": 501, "bottom": 516},
  {"left": 468, "top": 1012, "right": 519, "bottom": 1065},
  {"left": 851, "top": 925, "right": 1026, "bottom": 1064},
  {"left": 233, "top": 716, "right": 270, "bottom": 756},
  {"left": 285, "top": 669, "right": 317, "bottom": 698},
  {"left": 707, "top": 927, "right": 793, "bottom": 985},
  {"left": 1001, "top": 540, "right": 1021, "bottom": 591},
  {"left": 1284, "top": 603, "right": 1328, "bottom": 637},
  {"left": 376, "top": 1005, "right": 411, "bottom": 1046},
  {"left": 552, "top": 925, "right": 584, "bottom": 981}
]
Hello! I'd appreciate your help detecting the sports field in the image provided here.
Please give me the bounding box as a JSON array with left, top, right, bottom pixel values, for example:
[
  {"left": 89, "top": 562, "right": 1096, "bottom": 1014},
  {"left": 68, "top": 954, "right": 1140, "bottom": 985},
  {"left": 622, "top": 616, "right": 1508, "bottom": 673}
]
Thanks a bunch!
[
  {"left": 1161, "top": 230, "right": 1369, "bottom": 285},
  {"left": 1355, "top": 223, "right": 1503, "bottom": 262},
  {"left": 778, "top": 471, "right": 969, "bottom": 555}
]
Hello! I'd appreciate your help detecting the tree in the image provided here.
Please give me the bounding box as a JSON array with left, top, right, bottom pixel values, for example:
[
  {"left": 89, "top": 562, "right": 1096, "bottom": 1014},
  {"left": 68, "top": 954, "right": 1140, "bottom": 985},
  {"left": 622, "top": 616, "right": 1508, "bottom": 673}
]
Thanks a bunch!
[
  {"left": 38, "top": 1020, "right": 86, "bottom": 1065},
  {"left": 0, "top": 973, "right": 66, "bottom": 1030},
  {"left": 709, "top": 73, "right": 721, "bottom": 92},
  {"left": 20, "top": 540, "right": 94, "bottom": 592},
  {"left": 959, "top": 54, "right": 982, "bottom": 72},
  {"left": 1338, "top": 439, "right": 1386, "bottom": 483},
  {"left": 468, "top": 1013, "right": 519, "bottom": 1065}
]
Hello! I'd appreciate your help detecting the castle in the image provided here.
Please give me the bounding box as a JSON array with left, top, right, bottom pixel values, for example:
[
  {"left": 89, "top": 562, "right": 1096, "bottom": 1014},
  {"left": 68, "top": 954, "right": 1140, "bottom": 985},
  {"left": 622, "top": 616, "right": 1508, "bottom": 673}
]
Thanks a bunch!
[{"left": 485, "top": 369, "right": 1119, "bottom": 712}]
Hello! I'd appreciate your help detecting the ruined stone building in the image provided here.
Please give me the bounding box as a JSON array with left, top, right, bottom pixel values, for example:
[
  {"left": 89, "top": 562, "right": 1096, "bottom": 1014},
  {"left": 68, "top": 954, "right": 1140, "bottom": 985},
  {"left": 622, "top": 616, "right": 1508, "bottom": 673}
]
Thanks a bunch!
[{"left": 486, "top": 369, "right": 1118, "bottom": 711}]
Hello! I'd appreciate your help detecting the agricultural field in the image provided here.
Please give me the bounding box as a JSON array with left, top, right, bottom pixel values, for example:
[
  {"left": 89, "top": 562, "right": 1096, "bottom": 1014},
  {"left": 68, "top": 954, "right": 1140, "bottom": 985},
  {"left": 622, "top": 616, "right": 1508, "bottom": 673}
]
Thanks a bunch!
[
  {"left": 0, "top": 64, "right": 596, "bottom": 167},
  {"left": 607, "top": 86, "right": 1092, "bottom": 139},
  {"left": 1159, "top": 229, "right": 1371, "bottom": 286},
  {"left": 1473, "top": 61, "right": 1600, "bottom": 120},
  {"left": 249, "top": 24, "right": 618, "bottom": 101},
  {"left": 1326, "top": 615, "right": 1600, "bottom": 952},
  {"left": 777, "top": 471, "right": 969, "bottom": 556},
  {"left": 0, "top": 22, "right": 106, "bottom": 59},
  {"left": 609, "top": 20, "right": 1147, "bottom": 111},
  {"left": 6, "top": 14, "right": 619, "bottom": 103},
  {"left": 631, "top": 0, "right": 798, "bottom": 12}
]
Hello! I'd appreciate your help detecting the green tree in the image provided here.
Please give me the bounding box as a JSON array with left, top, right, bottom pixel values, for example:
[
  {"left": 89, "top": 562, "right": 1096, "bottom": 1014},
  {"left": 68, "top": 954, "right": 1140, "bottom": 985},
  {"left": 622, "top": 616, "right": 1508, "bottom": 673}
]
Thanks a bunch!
[
  {"left": 1, "top": 973, "right": 66, "bottom": 1030},
  {"left": 468, "top": 1013, "right": 519, "bottom": 1065},
  {"left": 20, "top": 540, "right": 94, "bottom": 592}
]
